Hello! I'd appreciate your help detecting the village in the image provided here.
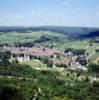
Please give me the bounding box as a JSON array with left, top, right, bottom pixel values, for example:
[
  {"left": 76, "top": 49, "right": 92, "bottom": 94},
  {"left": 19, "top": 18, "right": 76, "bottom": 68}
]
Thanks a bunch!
[{"left": 2, "top": 46, "right": 87, "bottom": 71}]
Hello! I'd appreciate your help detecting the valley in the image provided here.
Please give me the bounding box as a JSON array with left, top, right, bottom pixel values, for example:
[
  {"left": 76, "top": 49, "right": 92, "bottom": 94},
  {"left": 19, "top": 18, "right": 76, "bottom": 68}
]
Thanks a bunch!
[{"left": 0, "top": 26, "right": 99, "bottom": 100}]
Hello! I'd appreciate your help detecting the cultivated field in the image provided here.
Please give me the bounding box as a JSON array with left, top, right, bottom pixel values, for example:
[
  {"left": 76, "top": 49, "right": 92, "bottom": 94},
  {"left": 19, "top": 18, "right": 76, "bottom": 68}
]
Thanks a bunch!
[{"left": 0, "top": 30, "right": 99, "bottom": 62}]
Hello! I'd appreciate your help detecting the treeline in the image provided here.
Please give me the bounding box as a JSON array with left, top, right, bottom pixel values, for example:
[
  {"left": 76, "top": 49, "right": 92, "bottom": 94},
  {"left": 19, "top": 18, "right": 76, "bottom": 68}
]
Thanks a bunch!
[
  {"left": 38, "top": 56, "right": 53, "bottom": 67},
  {"left": 34, "top": 35, "right": 60, "bottom": 43},
  {"left": 88, "top": 63, "right": 99, "bottom": 77},
  {"left": 0, "top": 42, "right": 34, "bottom": 47},
  {"left": 65, "top": 48, "right": 86, "bottom": 55},
  {"left": 0, "top": 51, "right": 11, "bottom": 66},
  {"left": 15, "top": 42, "right": 34, "bottom": 47}
]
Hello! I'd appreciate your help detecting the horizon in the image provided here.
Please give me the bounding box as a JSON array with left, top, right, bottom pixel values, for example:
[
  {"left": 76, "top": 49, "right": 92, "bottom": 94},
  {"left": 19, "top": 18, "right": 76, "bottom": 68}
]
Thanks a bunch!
[
  {"left": 0, "top": 25, "right": 99, "bottom": 29},
  {"left": 0, "top": 0, "right": 99, "bottom": 27}
]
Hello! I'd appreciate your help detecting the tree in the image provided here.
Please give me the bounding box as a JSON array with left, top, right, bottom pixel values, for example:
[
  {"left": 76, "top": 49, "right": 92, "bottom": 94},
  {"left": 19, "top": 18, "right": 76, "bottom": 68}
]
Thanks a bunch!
[
  {"left": 0, "top": 86, "right": 24, "bottom": 100},
  {"left": 76, "top": 57, "right": 87, "bottom": 66},
  {"left": 88, "top": 63, "right": 99, "bottom": 76},
  {"left": 0, "top": 52, "right": 11, "bottom": 66},
  {"left": 56, "top": 64, "right": 67, "bottom": 68},
  {"left": 65, "top": 48, "right": 85, "bottom": 55},
  {"left": 39, "top": 56, "right": 53, "bottom": 67}
]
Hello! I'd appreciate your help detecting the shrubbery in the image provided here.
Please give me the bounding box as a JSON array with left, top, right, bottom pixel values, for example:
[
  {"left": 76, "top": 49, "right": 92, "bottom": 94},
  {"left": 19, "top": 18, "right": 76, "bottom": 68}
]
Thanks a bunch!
[
  {"left": 65, "top": 48, "right": 85, "bottom": 55},
  {"left": 0, "top": 52, "right": 99, "bottom": 100},
  {"left": 38, "top": 56, "right": 53, "bottom": 67}
]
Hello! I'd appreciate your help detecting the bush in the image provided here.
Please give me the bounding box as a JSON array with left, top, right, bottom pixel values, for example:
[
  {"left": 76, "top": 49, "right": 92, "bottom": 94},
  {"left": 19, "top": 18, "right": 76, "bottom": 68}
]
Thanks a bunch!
[
  {"left": 76, "top": 57, "right": 87, "bottom": 66},
  {"left": 65, "top": 48, "right": 85, "bottom": 55},
  {"left": 56, "top": 64, "right": 67, "bottom": 68},
  {"left": 0, "top": 86, "right": 24, "bottom": 100},
  {"left": 39, "top": 56, "right": 53, "bottom": 67}
]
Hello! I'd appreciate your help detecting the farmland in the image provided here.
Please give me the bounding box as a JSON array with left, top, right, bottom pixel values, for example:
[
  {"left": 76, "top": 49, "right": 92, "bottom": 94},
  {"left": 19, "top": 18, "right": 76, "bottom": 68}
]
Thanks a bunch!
[
  {"left": 0, "top": 27, "right": 99, "bottom": 65},
  {"left": 0, "top": 31, "right": 65, "bottom": 44},
  {"left": 0, "top": 29, "right": 99, "bottom": 55},
  {"left": 0, "top": 27, "right": 99, "bottom": 100}
]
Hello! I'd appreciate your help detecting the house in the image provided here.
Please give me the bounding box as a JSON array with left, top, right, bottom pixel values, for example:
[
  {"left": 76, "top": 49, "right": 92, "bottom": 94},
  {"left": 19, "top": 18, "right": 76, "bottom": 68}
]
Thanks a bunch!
[
  {"left": 3, "top": 47, "right": 56, "bottom": 62},
  {"left": 3, "top": 46, "right": 87, "bottom": 70}
]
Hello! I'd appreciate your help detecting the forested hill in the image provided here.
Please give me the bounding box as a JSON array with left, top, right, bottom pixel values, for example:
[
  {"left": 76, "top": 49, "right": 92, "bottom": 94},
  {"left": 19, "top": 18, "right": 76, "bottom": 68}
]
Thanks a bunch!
[
  {"left": 0, "top": 26, "right": 99, "bottom": 39},
  {"left": 80, "top": 31, "right": 99, "bottom": 39}
]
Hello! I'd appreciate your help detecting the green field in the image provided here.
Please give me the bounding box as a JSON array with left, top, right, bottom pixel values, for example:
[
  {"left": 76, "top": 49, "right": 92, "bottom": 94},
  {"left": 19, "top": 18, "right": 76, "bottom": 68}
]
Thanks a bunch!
[
  {"left": 0, "top": 35, "right": 99, "bottom": 99},
  {"left": 0, "top": 31, "right": 65, "bottom": 44},
  {"left": 0, "top": 31, "right": 99, "bottom": 60},
  {"left": 71, "top": 41, "right": 99, "bottom": 54},
  {"left": 21, "top": 60, "right": 47, "bottom": 68},
  {"left": 89, "top": 52, "right": 99, "bottom": 64},
  {"left": 54, "top": 40, "right": 99, "bottom": 55}
]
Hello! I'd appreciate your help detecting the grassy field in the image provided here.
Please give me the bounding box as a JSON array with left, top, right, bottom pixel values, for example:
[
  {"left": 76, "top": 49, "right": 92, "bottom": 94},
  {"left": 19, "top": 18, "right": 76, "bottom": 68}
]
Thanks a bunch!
[
  {"left": 0, "top": 31, "right": 65, "bottom": 44},
  {"left": 89, "top": 52, "right": 99, "bottom": 64},
  {"left": 21, "top": 59, "right": 64, "bottom": 72},
  {"left": 21, "top": 59, "right": 47, "bottom": 68},
  {"left": 71, "top": 41, "right": 99, "bottom": 53},
  {"left": 55, "top": 40, "right": 99, "bottom": 54},
  {"left": 0, "top": 31, "right": 99, "bottom": 60},
  {"left": 0, "top": 31, "right": 98, "bottom": 50}
]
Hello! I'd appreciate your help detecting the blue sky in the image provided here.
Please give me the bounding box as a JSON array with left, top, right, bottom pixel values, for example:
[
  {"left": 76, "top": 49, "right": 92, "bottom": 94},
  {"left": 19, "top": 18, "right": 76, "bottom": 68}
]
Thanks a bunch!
[{"left": 0, "top": 0, "right": 99, "bottom": 27}]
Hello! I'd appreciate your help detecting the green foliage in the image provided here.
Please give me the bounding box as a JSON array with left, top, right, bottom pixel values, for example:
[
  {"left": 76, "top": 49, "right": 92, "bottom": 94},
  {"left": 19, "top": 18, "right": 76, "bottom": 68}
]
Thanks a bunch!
[
  {"left": 88, "top": 63, "right": 99, "bottom": 74},
  {"left": 56, "top": 64, "right": 67, "bottom": 68},
  {"left": 38, "top": 56, "right": 53, "bottom": 67},
  {"left": 76, "top": 57, "right": 87, "bottom": 66},
  {"left": 0, "top": 77, "right": 99, "bottom": 100},
  {"left": 0, "top": 85, "right": 24, "bottom": 100},
  {"left": 0, "top": 51, "right": 99, "bottom": 100},
  {"left": 0, "top": 31, "right": 65, "bottom": 46},
  {"left": 0, "top": 51, "right": 11, "bottom": 66},
  {"left": 65, "top": 48, "right": 85, "bottom": 55},
  {"left": 89, "top": 52, "right": 99, "bottom": 64}
]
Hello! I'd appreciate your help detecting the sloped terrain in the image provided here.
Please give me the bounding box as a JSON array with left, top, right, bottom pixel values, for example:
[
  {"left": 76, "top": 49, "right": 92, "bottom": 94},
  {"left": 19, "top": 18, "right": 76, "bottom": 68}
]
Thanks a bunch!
[{"left": 0, "top": 26, "right": 99, "bottom": 40}]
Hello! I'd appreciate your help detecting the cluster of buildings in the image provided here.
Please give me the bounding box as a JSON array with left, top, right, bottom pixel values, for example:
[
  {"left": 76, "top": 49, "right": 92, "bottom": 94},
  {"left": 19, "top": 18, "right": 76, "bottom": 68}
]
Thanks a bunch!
[{"left": 3, "top": 46, "right": 87, "bottom": 70}]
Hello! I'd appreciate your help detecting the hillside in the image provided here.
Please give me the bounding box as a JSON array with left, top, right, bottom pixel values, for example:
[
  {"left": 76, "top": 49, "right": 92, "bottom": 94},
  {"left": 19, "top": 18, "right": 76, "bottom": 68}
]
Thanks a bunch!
[
  {"left": 0, "top": 26, "right": 99, "bottom": 39},
  {"left": 80, "top": 31, "right": 99, "bottom": 39},
  {"left": 0, "top": 52, "right": 99, "bottom": 100},
  {"left": 0, "top": 26, "right": 99, "bottom": 54}
]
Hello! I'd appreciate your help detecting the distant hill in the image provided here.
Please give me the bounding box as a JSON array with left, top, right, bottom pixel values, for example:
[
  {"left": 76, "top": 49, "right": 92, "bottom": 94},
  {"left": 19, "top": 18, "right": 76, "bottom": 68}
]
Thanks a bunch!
[
  {"left": 80, "top": 31, "right": 99, "bottom": 39},
  {"left": 0, "top": 26, "right": 99, "bottom": 39}
]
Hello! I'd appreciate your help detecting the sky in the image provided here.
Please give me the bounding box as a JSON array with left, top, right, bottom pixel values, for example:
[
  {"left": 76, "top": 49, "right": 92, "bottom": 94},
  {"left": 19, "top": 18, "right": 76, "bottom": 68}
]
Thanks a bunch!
[{"left": 0, "top": 0, "right": 99, "bottom": 27}]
